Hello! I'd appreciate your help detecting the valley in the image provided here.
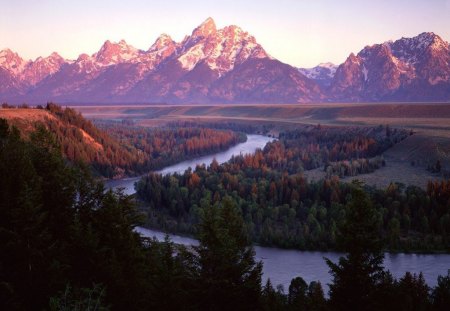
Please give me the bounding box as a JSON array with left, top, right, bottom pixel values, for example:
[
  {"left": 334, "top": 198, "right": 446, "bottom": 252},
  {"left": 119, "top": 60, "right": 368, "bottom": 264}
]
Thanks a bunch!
[
  {"left": 74, "top": 102, "right": 450, "bottom": 188},
  {"left": 2, "top": 103, "right": 450, "bottom": 310},
  {"left": 2, "top": 2, "right": 450, "bottom": 309}
]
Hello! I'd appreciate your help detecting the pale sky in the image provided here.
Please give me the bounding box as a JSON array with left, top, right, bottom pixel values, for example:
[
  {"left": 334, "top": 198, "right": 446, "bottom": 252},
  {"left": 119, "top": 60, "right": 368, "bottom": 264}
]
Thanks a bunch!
[{"left": 1, "top": 0, "right": 449, "bottom": 68}]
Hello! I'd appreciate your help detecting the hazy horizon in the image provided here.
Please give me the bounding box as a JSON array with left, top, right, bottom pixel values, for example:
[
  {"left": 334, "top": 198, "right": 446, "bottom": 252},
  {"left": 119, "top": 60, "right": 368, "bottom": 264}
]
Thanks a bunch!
[{"left": 1, "top": 0, "right": 450, "bottom": 67}]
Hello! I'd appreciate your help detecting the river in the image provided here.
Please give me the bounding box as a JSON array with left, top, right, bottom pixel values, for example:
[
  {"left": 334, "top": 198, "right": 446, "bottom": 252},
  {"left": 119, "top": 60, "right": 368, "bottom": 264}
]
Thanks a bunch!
[
  {"left": 107, "top": 134, "right": 450, "bottom": 291},
  {"left": 105, "top": 134, "right": 274, "bottom": 195},
  {"left": 136, "top": 227, "right": 450, "bottom": 292}
]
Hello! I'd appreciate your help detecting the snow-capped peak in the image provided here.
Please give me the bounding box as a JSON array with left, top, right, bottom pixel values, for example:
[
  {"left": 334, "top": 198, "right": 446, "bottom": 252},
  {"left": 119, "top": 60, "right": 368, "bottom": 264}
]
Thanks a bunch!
[
  {"left": 0, "top": 48, "right": 17, "bottom": 59},
  {"left": 118, "top": 39, "right": 128, "bottom": 46},
  {"left": 348, "top": 53, "right": 360, "bottom": 63},
  {"left": 76, "top": 53, "right": 91, "bottom": 62},
  {"left": 50, "top": 52, "right": 63, "bottom": 59},
  {"left": 192, "top": 17, "right": 217, "bottom": 38},
  {"left": 0, "top": 48, "right": 29, "bottom": 75},
  {"left": 20, "top": 51, "right": 67, "bottom": 85},
  {"left": 298, "top": 62, "right": 338, "bottom": 84},
  {"left": 427, "top": 33, "right": 448, "bottom": 51},
  {"left": 31, "top": 52, "right": 65, "bottom": 66},
  {"left": 414, "top": 32, "right": 438, "bottom": 49},
  {"left": 149, "top": 33, "right": 175, "bottom": 52},
  {"left": 94, "top": 39, "right": 140, "bottom": 66},
  {"left": 34, "top": 52, "right": 65, "bottom": 64},
  {"left": 386, "top": 32, "right": 449, "bottom": 64},
  {"left": 318, "top": 62, "right": 337, "bottom": 69},
  {"left": 177, "top": 19, "right": 268, "bottom": 74}
]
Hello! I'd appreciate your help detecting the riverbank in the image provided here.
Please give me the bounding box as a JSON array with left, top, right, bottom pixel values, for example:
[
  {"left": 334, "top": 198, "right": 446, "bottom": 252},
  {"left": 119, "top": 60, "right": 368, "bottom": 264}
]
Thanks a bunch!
[
  {"left": 105, "top": 134, "right": 274, "bottom": 195},
  {"left": 137, "top": 221, "right": 450, "bottom": 255},
  {"left": 136, "top": 226, "right": 450, "bottom": 291}
]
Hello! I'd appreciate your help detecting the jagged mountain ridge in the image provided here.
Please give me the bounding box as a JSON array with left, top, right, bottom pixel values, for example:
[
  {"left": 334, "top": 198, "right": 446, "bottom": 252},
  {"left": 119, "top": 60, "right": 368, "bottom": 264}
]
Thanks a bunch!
[
  {"left": 330, "top": 32, "right": 450, "bottom": 101},
  {"left": 1, "top": 18, "right": 449, "bottom": 104}
]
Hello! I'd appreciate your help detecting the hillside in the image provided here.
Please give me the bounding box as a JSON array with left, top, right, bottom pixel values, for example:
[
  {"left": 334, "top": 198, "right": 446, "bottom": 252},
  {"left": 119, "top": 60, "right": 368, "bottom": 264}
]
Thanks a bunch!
[
  {"left": 0, "top": 105, "right": 144, "bottom": 177},
  {"left": 0, "top": 104, "right": 248, "bottom": 178}
]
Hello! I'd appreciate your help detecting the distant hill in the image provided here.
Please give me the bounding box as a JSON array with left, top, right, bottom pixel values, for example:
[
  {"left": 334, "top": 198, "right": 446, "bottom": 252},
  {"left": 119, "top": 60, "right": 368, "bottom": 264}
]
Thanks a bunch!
[
  {"left": 0, "top": 104, "right": 248, "bottom": 178},
  {"left": 0, "top": 104, "right": 144, "bottom": 177},
  {"left": 0, "top": 18, "right": 448, "bottom": 104}
]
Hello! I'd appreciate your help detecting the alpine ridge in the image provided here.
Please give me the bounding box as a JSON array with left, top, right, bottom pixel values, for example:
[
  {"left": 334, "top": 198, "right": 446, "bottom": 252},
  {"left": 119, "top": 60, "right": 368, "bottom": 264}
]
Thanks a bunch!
[
  {"left": 0, "top": 18, "right": 449, "bottom": 104},
  {"left": 330, "top": 32, "right": 450, "bottom": 102}
]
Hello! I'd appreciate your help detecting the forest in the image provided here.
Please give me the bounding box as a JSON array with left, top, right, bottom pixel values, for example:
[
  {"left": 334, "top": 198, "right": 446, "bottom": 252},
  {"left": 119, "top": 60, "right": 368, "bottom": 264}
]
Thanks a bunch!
[
  {"left": 136, "top": 125, "right": 450, "bottom": 251},
  {"left": 3, "top": 105, "right": 245, "bottom": 177},
  {"left": 1, "top": 118, "right": 449, "bottom": 310},
  {"left": 96, "top": 120, "right": 246, "bottom": 171},
  {"left": 258, "top": 125, "right": 408, "bottom": 174}
]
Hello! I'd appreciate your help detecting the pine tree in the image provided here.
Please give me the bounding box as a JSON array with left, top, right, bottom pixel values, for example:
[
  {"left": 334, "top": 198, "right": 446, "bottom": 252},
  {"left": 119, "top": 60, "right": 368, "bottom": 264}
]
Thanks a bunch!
[
  {"left": 432, "top": 270, "right": 450, "bottom": 311},
  {"left": 288, "top": 276, "right": 308, "bottom": 309},
  {"left": 325, "top": 182, "right": 386, "bottom": 311},
  {"left": 307, "top": 281, "right": 327, "bottom": 311},
  {"left": 195, "top": 196, "right": 263, "bottom": 310},
  {"left": 0, "top": 120, "right": 150, "bottom": 310},
  {"left": 261, "top": 279, "right": 286, "bottom": 311},
  {"left": 394, "top": 272, "right": 430, "bottom": 311},
  {"left": 0, "top": 121, "right": 54, "bottom": 309}
]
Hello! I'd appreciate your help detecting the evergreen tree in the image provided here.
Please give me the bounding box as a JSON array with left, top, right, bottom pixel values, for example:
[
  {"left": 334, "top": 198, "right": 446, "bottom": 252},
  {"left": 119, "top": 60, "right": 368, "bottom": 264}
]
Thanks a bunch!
[
  {"left": 0, "top": 121, "right": 61, "bottom": 309},
  {"left": 307, "top": 281, "right": 327, "bottom": 311},
  {"left": 0, "top": 120, "right": 149, "bottom": 310},
  {"left": 325, "top": 182, "right": 386, "bottom": 311},
  {"left": 195, "top": 196, "right": 263, "bottom": 310},
  {"left": 143, "top": 236, "right": 197, "bottom": 310},
  {"left": 394, "top": 272, "right": 430, "bottom": 311},
  {"left": 431, "top": 271, "right": 450, "bottom": 311},
  {"left": 261, "top": 279, "right": 287, "bottom": 311},
  {"left": 288, "top": 276, "right": 308, "bottom": 310}
]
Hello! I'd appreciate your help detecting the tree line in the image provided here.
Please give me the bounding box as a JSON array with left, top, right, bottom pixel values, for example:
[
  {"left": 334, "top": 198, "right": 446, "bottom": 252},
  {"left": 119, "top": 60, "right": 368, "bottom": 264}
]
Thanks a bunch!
[
  {"left": 3, "top": 104, "right": 246, "bottom": 177},
  {"left": 261, "top": 125, "right": 408, "bottom": 174},
  {"left": 97, "top": 120, "right": 246, "bottom": 172},
  {"left": 136, "top": 127, "right": 449, "bottom": 251},
  {"left": 1, "top": 120, "right": 449, "bottom": 310}
]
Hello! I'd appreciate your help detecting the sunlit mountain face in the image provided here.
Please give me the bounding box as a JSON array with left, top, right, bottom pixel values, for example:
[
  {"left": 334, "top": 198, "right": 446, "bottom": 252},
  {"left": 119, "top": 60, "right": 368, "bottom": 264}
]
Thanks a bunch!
[{"left": 1, "top": 18, "right": 449, "bottom": 104}]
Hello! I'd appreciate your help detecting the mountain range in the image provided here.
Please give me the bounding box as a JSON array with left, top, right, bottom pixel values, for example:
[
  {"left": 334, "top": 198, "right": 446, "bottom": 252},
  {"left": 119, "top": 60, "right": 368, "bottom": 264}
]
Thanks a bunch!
[{"left": 1, "top": 17, "right": 449, "bottom": 104}]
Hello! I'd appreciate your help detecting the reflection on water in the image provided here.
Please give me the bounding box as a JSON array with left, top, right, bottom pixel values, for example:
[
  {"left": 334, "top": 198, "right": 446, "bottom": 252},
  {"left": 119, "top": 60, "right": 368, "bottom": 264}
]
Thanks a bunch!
[{"left": 136, "top": 227, "right": 450, "bottom": 291}]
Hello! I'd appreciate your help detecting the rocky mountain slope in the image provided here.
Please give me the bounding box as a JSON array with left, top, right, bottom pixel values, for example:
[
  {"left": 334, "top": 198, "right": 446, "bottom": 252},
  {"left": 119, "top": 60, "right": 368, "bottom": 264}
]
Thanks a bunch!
[
  {"left": 0, "top": 18, "right": 449, "bottom": 104},
  {"left": 330, "top": 32, "right": 450, "bottom": 102},
  {"left": 298, "top": 62, "right": 337, "bottom": 87}
]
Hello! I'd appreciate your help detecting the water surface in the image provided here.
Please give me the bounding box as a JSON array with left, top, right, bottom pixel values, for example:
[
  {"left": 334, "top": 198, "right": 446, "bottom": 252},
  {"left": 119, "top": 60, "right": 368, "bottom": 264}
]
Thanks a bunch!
[
  {"left": 105, "top": 134, "right": 273, "bottom": 195},
  {"left": 115, "top": 133, "right": 450, "bottom": 292},
  {"left": 136, "top": 227, "right": 450, "bottom": 291}
]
